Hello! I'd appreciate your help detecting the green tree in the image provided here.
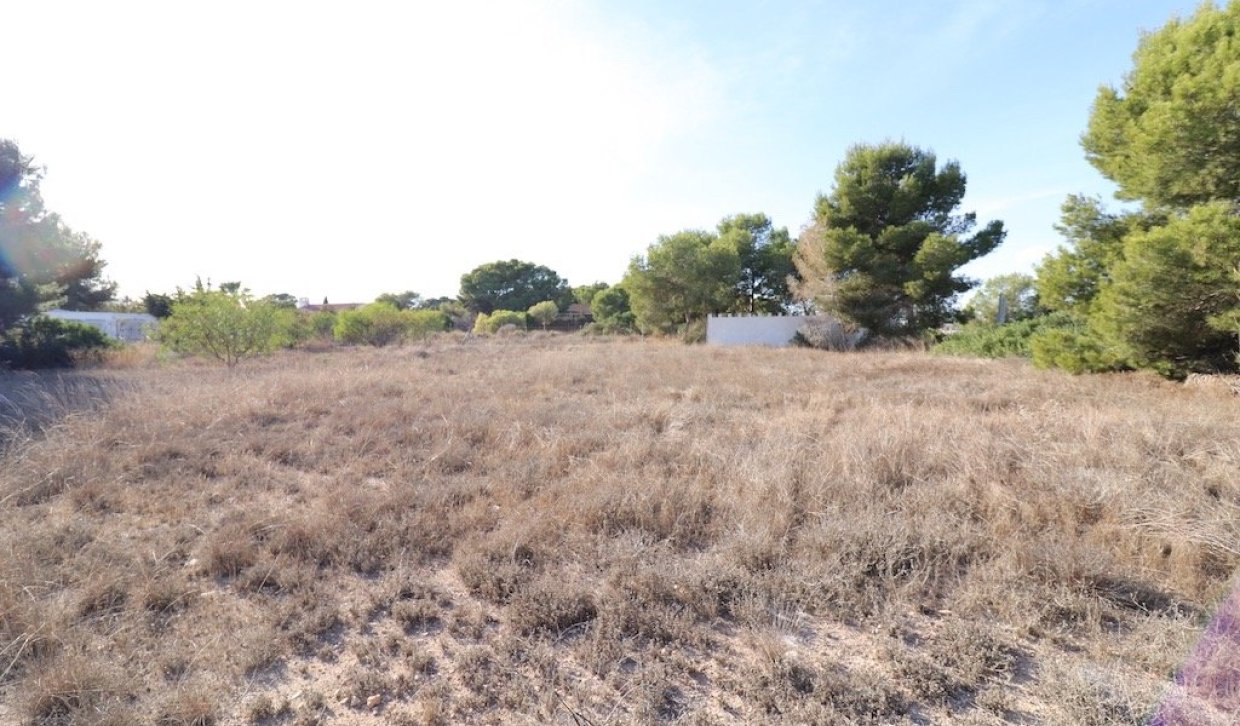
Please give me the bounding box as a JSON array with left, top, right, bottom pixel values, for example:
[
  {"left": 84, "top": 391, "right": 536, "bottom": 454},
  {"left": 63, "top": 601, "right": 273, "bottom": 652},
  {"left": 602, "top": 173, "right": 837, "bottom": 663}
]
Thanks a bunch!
[
  {"left": 572, "top": 282, "right": 609, "bottom": 307},
  {"left": 717, "top": 213, "right": 796, "bottom": 313},
  {"left": 1091, "top": 203, "right": 1240, "bottom": 376},
  {"left": 527, "top": 300, "right": 559, "bottom": 329},
  {"left": 261, "top": 293, "right": 300, "bottom": 309},
  {"left": 965, "top": 273, "right": 1040, "bottom": 324},
  {"left": 1034, "top": 5, "right": 1240, "bottom": 377},
  {"left": 623, "top": 230, "right": 741, "bottom": 336},
  {"left": 1083, "top": 2, "right": 1240, "bottom": 209},
  {"left": 1034, "top": 195, "right": 1159, "bottom": 316},
  {"left": 143, "top": 292, "right": 175, "bottom": 319},
  {"left": 793, "top": 142, "right": 1004, "bottom": 337},
  {"left": 1, "top": 139, "right": 115, "bottom": 334},
  {"left": 591, "top": 284, "right": 632, "bottom": 320},
  {"left": 459, "top": 260, "right": 571, "bottom": 314},
  {"left": 159, "top": 290, "right": 293, "bottom": 367},
  {"left": 374, "top": 290, "right": 423, "bottom": 310}
]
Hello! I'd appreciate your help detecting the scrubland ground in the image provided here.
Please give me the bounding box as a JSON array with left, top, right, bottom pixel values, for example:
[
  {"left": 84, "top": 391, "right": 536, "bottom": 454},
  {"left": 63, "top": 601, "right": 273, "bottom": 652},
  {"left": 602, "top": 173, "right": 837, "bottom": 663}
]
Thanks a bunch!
[{"left": 1, "top": 336, "right": 1238, "bottom": 725}]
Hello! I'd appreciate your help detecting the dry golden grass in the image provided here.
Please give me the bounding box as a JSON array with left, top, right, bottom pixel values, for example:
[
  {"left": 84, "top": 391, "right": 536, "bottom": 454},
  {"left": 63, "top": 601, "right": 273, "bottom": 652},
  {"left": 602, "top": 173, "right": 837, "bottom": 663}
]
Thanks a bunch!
[{"left": 1, "top": 335, "right": 1238, "bottom": 724}]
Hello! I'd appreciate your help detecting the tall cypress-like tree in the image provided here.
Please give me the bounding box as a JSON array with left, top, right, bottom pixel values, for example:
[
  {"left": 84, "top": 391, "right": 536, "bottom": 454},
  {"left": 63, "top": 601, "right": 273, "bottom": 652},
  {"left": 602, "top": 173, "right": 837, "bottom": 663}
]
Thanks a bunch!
[{"left": 794, "top": 142, "right": 1004, "bottom": 336}]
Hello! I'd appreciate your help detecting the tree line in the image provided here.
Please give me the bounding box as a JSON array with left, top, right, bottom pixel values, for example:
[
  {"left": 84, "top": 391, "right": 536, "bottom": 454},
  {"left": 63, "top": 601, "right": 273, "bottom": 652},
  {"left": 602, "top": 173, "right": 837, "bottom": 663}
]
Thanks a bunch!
[{"left": 3, "top": 2, "right": 1238, "bottom": 376}]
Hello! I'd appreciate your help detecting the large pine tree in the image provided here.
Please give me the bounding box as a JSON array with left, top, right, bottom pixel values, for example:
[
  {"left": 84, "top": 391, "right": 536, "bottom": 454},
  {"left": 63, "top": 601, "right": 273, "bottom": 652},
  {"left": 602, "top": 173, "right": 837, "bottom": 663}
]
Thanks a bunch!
[
  {"left": 793, "top": 142, "right": 1004, "bottom": 337},
  {"left": 1035, "top": 3, "right": 1240, "bottom": 376},
  {"left": 1, "top": 139, "right": 115, "bottom": 334}
]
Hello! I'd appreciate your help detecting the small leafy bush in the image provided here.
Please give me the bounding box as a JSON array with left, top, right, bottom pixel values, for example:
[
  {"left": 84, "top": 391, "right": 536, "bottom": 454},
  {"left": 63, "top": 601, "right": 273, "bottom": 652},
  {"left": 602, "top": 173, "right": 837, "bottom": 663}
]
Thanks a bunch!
[
  {"left": 159, "top": 290, "right": 295, "bottom": 366},
  {"left": 310, "top": 310, "right": 336, "bottom": 339},
  {"left": 334, "top": 304, "right": 448, "bottom": 346},
  {"left": 527, "top": 301, "right": 559, "bottom": 329},
  {"left": 0, "top": 316, "right": 115, "bottom": 369},
  {"left": 472, "top": 310, "right": 527, "bottom": 334}
]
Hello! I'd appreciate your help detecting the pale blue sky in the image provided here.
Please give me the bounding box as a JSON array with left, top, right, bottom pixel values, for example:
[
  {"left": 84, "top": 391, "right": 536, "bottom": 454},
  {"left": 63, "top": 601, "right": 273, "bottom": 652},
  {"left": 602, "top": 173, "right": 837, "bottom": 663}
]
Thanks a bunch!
[{"left": 6, "top": 0, "right": 1203, "bottom": 303}]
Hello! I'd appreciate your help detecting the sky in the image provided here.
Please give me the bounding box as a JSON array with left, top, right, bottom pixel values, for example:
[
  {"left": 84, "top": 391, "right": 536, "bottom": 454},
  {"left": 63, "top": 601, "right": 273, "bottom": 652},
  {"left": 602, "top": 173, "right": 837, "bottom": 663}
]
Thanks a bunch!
[{"left": 3, "top": 0, "right": 1205, "bottom": 304}]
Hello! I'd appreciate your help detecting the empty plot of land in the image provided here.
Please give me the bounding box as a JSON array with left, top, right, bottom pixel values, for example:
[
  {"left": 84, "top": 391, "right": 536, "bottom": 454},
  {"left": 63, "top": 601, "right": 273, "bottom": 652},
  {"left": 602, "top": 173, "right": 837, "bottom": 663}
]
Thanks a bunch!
[{"left": 1, "top": 337, "right": 1237, "bottom": 724}]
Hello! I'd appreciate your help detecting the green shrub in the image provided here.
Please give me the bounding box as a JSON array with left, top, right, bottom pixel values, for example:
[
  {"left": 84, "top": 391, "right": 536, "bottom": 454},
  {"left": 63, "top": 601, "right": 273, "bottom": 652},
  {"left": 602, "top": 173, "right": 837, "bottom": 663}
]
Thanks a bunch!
[
  {"left": 159, "top": 291, "right": 294, "bottom": 366},
  {"left": 310, "top": 310, "right": 336, "bottom": 339},
  {"left": 0, "top": 317, "right": 115, "bottom": 369},
  {"left": 934, "top": 314, "right": 1074, "bottom": 359},
  {"left": 404, "top": 309, "right": 450, "bottom": 339},
  {"left": 1029, "top": 326, "right": 1126, "bottom": 374},
  {"left": 334, "top": 304, "right": 448, "bottom": 346},
  {"left": 583, "top": 315, "right": 637, "bottom": 336},
  {"left": 527, "top": 301, "right": 559, "bottom": 329},
  {"left": 472, "top": 310, "right": 527, "bottom": 334}
]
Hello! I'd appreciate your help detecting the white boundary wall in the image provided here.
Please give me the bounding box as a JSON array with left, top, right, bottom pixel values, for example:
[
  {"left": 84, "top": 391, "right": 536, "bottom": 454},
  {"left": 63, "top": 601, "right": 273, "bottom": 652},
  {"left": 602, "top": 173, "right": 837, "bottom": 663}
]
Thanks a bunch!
[
  {"left": 46, "top": 310, "right": 158, "bottom": 343},
  {"left": 707, "top": 314, "right": 821, "bottom": 347}
]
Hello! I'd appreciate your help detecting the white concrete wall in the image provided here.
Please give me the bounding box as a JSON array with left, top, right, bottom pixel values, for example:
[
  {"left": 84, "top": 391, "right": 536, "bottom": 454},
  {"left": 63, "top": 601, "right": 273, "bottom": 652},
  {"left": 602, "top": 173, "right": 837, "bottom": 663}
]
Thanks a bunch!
[
  {"left": 706, "top": 314, "right": 820, "bottom": 347},
  {"left": 46, "top": 310, "right": 158, "bottom": 343}
]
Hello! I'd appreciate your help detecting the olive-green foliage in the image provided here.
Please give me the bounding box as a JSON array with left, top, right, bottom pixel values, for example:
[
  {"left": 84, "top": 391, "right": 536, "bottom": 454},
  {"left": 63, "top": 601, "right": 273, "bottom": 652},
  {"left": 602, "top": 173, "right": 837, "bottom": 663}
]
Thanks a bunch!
[
  {"left": 159, "top": 290, "right": 295, "bottom": 367},
  {"left": 1083, "top": 2, "right": 1240, "bottom": 208},
  {"left": 935, "top": 313, "right": 1072, "bottom": 360},
  {"left": 624, "top": 229, "right": 741, "bottom": 335},
  {"left": 0, "top": 316, "right": 115, "bottom": 369},
  {"left": 472, "top": 309, "right": 527, "bottom": 334},
  {"left": 527, "top": 301, "right": 559, "bottom": 329},
  {"left": 793, "top": 142, "right": 1005, "bottom": 337},
  {"left": 334, "top": 303, "right": 447, "bottom": 346}
]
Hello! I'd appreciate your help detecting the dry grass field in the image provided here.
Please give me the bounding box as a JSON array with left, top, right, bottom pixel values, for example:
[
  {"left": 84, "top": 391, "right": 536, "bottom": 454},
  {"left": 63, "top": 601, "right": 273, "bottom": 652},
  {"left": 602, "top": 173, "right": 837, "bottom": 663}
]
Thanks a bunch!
[{"left": 1, "top": 336, "right": 1238, "bottom": 725}]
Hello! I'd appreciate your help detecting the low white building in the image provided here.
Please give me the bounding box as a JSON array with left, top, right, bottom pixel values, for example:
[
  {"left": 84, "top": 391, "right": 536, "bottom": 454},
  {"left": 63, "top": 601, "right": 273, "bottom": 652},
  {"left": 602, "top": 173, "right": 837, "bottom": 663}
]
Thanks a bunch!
[
  {"left": 45, "top": 310, "right": 157, "bottom": 343},
  {"left": 706, "top": 313, "right": 864, "bottom": 348},
  {"left": 706, "top": 314, "right": 815, "bottom": 347}
]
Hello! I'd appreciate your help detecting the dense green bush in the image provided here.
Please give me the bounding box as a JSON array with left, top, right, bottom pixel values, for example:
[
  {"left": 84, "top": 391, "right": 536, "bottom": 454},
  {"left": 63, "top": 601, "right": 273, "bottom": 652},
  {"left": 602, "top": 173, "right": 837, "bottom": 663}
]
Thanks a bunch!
[
  {"left": 159, "top": 290, "right": 295, "bottom": 367},
  {"left": 527, "top": 301, "right": 559, "bottom": 329},
  {"left": 334, "top": 304, "right": 448, "bottom": 346},
  {"left": 1029, "top": 326, "right": 1125, "bottom": 374},
  {"left": 934, "top": 314, "right": 1072, "bottom": 359},
  {"left": 309, "top": 310, "right": 337, "bottom": 339},
  {"left": 472, "top": 310, "right": 527, "bottom": 334},
  {"left": 404, "top": 309, "right": 451, "bottom": 339},
  {"left": 0, "top": 317, "right": 115, "bottom": 369},
  {"left": 588, "top": 286, "right": 635, "bottom": 333}
]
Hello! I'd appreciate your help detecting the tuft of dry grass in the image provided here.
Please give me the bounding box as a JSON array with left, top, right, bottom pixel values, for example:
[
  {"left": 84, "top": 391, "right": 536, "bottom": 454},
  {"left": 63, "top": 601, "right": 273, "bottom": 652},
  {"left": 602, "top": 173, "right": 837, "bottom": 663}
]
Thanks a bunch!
[{"left": 1, "top": 336, "right": 1238, "bottom": 723}]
